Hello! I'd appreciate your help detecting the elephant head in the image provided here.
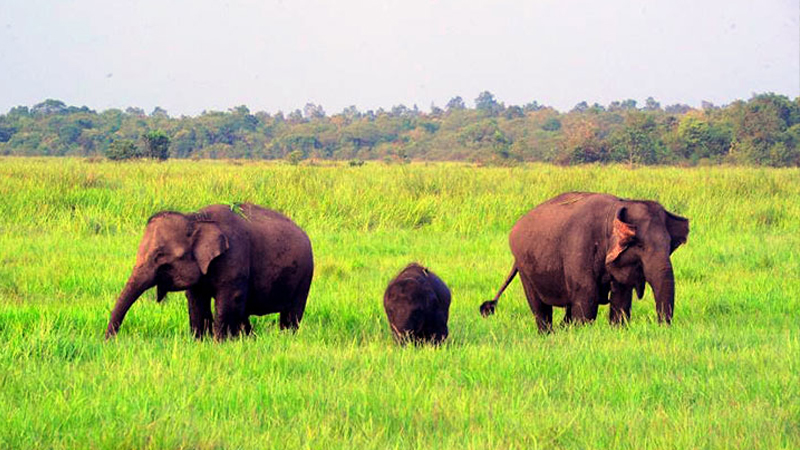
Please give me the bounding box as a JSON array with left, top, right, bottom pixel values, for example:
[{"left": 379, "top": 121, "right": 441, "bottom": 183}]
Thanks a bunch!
[
  {"left": 105, "top": 212, "right": 229, "bottom": 338},
  {"left": 605, "top": 201, "right": 689, "bottom": 324}
]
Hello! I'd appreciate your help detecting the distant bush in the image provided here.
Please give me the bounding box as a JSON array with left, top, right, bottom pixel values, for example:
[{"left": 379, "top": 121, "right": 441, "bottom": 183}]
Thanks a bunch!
[
  {"left": 105, "top": 139, "right": 142, "bottom": 161},
  {"left": 286, "top": 149, "right": 304, "bottom": 165}
]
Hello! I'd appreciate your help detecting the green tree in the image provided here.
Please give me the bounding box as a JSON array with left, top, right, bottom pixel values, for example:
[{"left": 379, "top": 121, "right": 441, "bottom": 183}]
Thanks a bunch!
[
  {"left": 31, "top": 99, "right": 68, "bottom": 116},
  {"left": 558, "top": 116, "right": 607, "bottom": 164},
  {"left": 143, "top": 130, "right": 171, "bottom": 160},
  {"left": 524, "top": 101, "right": 544, "bottom": 112},
  {"left": 459, "top": 119, "right": 512, "bottom": 161},
  {"left": 125, "top": 107, "right": 145, "bottom": 117},
  {"left": 287, "top": 109, "right": 304, "bottom": 124},
  {"left": 0, "top": 119, "right": 18, "bottom": 143},
  {"left": 303, "top": 103, "right": 326, "bottom": 120},
  {"left": 150, "top": 106, "right": 169, "bottom": 118},
  {"left": 504, "top": 105, "right": 525, "bottom": 119},
  {"left": 675, "top": 113, "right": 731, "bottom": 162},
  {"left": 766, "top": 141, "right": 797, "bottom": 167},
  {"left": 724, "top": 94, "right": 796, "bottom": 165},
  {"left": 609, "top": 112, "right": 659, "bottom": 165},
  {"left": 643, "top": 97, "right": 661, "bottom": 111},
  {"left": 571, "top": 101, "right": 589, "bottom": 113},
  {"left": 446, "top": 96, "right": 465, "bottom": 112},
  {"left": 541, "top": 117, "right": 562, "bottom": 131},
  {"left": 475, "top": 91, "right": 503, "bottom": 116}
]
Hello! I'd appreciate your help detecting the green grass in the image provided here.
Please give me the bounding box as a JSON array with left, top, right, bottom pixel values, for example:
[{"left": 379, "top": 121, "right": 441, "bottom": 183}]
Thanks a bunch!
[{"left": 0, "top": 157, "right": 798, "bottom": 449}]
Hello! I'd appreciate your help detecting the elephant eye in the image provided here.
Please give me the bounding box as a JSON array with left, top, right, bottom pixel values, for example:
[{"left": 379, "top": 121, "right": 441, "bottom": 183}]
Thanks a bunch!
[{"left": 153, "top": 250, "right": 168, "bottom": 263}]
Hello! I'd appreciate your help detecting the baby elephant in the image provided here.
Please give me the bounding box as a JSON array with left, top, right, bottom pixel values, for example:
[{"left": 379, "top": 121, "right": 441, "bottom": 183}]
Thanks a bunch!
[{"left": 383, "top": 263, "right": 451, "bottom": 344}]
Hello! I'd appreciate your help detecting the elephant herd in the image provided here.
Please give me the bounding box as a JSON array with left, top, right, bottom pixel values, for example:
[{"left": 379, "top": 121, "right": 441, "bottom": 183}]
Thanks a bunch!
[{"left": 105, "top": 192, "right": 689, "bottom": 344}]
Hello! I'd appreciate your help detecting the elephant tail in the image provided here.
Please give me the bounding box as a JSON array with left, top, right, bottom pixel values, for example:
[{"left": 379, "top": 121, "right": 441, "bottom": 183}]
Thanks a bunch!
[{"left": 479, "top": 265, "right": 518, "bottom": 317}]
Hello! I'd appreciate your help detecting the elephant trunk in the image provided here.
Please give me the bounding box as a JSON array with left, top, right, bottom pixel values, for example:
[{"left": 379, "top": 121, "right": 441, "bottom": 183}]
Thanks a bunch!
[
  {"left": 105, "top": 267, "right": 156, "bottom": 338},
  {"left": 644, "top": 256, "right": 675, "bottom": 324}
]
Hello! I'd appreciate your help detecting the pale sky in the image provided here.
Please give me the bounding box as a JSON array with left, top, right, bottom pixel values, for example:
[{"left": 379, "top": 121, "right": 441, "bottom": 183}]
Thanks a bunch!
[{"left": 1, "top": 0, "right": 798, "bottom": 115}]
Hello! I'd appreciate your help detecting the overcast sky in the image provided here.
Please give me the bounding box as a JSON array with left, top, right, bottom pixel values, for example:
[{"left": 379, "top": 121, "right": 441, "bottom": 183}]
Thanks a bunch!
[{"left": 1, "top": 0, "right": 798, "bottom": 116}]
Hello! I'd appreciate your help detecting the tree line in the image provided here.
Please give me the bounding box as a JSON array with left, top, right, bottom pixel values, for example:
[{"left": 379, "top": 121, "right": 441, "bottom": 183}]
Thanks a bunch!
[{"left": 1, "top": 92, "right": 799, "bottom": 166}]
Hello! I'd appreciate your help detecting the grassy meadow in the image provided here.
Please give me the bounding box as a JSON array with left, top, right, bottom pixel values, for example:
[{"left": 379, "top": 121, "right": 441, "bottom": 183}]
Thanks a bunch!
[{"left": 0, "top": 157, "right": 798, "bottom": 449}]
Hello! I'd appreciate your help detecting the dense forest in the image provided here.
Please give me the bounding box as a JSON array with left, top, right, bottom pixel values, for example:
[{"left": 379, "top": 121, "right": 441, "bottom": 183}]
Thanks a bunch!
[{"left": 1, "top": 92, "right": 799, "bottom": 166}]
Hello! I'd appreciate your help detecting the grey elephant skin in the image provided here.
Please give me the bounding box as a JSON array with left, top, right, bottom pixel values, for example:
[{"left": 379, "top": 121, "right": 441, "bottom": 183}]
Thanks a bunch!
[
  {"left": 105, "top": 203, "right": 313, "bottom": 339},
  {"left": 480, "top": 192, "right": 689, "bottom": 331},
  {"left": 384, "top": 263, "right": 451, "bottom": 344}
]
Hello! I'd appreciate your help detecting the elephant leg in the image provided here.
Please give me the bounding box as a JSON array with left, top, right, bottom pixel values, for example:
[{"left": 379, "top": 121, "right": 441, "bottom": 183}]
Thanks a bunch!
[
  {"left": 519, "top": 272, "right": 552, "bottom": 333},
  {"left": 598, "top": 282, "right": 611, "bottom": 305},
  {"left": 186, "top": 287, "right": 213, "bottom": 339},
  {"left": 609, "top": 284, "right": 633, "bottom": 325},
  {"left": 530, "top": 297, "right": 553, "bottom": 333},
  {"left": 280, "top": 272, "right": 312, "bottom": 331},
  {"left": 561, "top": 305, "right": 573, "bottom": 327},
  {"left": 214, "top": 286, "right": 248, "bottom": 340},
  {"left": 569, "top": 286, "right": 600, "bottom": 324},
  {"left": 243, "top": 317, "right": 253, "bottom": 335}
]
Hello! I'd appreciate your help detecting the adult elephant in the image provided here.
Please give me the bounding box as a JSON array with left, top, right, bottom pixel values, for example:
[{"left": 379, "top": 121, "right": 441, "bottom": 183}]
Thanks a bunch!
[
  {"left": 480, "top": 192, "right": 688, "bottom": 331},
  {"left": 105, "top": 203, "right": 313, "bottom": 339}
]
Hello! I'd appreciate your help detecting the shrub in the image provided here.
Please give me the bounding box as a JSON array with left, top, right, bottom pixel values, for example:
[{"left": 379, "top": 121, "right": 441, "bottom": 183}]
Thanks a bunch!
[
  {"left": 104, "top": 139, "right": 142, "bottom": 161},
  {"left": 286, "top": 149, "right": 304, "bottom": 165}
]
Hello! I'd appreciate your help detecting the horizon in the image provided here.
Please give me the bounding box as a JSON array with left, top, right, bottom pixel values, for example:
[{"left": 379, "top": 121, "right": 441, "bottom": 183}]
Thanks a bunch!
[{"left": 5, "top": 91, "right": 797, "bottom": 118}]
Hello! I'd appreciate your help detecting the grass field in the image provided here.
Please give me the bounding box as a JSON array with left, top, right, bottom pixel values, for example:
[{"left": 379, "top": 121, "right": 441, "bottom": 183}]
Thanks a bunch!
[{"left": 0, "top": 157, "right": 798, "bottom": 449}]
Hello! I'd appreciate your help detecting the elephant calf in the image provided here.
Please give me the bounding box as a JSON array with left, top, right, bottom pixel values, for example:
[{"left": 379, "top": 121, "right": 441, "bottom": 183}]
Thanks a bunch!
[
  {"left": 383, "top": 263, "right": 451, "bottom": 344},
  {"left": 106, "top": 203, "right": 314, "bottom": 340}
]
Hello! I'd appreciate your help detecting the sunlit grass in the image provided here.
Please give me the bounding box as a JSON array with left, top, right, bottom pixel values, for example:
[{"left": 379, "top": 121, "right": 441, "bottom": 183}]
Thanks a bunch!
[{"left": 0, "top": 157, "right": 798, "bottom": 449}]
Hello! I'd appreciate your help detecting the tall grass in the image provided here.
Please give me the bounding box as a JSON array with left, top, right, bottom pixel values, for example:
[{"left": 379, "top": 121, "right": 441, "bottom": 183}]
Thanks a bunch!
[{"left": 0, "top": 157, "right": 798, "bottom": 449}]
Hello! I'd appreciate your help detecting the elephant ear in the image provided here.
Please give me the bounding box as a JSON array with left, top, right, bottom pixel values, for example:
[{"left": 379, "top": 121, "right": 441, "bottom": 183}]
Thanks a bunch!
[
  {"left": 606, "top": 207, "right": 637, "bottom": 265},
  {"left": 192, "top": 222, "right": 229, "bottom": 275},
  {"left": 665, "top": 211, "right": 689, "bottom": 254}
]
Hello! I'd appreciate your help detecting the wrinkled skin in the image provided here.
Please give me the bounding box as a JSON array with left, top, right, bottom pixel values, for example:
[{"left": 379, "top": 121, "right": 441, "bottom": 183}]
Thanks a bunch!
[
  {"left": 384, "top": 263, "right": 451, "bottom": 344},
  {"left": 480, "top": 192, "right": 689, "bottom": 332},
  {"left": 106, "top": 203, "right": 314, "bottom": 340}
]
